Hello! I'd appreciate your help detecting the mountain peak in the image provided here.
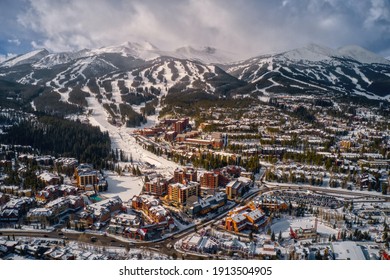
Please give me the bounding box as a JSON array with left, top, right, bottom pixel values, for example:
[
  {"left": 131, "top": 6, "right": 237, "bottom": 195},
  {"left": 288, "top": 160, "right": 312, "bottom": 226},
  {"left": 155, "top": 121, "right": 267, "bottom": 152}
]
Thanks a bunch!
[
  {"left": 338, "top": 45, "right": 390, "bottom": 65},
  {"left": 121, "top": 41, "right": 159, "bottom": 52},
  {"left": 280, "top": 43, "right": 342, "bottom": 62},
  {"left": 90, "top": 40, "right": 160, "bottom": 60},
  {"left": 173, "top": 45, "right": 236, "bottom": 64},
  {"left": 0, "top": 49, "right": 49, "bottom": 67}
]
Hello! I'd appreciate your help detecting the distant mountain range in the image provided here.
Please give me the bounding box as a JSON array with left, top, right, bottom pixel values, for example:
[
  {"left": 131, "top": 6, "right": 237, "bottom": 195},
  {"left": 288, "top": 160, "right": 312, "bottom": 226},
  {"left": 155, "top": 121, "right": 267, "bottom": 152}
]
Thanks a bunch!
[
  {"left": 0, "top": 41, "right": 389, "bottom": 117},
  {"left": 224, "top": 44, "right": 390, "bottom": 101}
]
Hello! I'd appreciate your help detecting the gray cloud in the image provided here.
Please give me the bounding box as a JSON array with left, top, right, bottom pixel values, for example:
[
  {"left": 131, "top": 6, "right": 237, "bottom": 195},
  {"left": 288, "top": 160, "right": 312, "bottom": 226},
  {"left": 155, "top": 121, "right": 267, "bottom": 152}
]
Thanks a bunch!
[{"left": 2, "top": 0, "right": 390, "bottom": 58}]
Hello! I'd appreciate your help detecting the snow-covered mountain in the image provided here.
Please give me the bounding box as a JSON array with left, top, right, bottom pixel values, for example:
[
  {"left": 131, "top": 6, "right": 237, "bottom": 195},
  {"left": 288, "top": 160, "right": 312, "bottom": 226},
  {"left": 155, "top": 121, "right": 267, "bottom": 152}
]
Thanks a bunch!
[
  {"left": 170, "top": 46, "right": 236, "bottom": 64},
  {"left": 1, "top": 49, "right": 49, "bottom": 67},
  {"left": 32, "top": 49, "right": 90, "bottom": 69},
  {"left": 0, "top": 42, "right": 389, "bottom": 119},
  {"left": 338, "top": 45, "right": 390, "bottom": 65},
  {"left": 225, "top": 44, "right": 390, "bottom": 101},
  {"left": 279, "top": 43, "right": 346, "bottom": 62},
  {"left": 88, "top": 41, "right": 161, "bottom": 61},
  {"left": 0, "top": 40, "right": 247, "bottom": 120}
]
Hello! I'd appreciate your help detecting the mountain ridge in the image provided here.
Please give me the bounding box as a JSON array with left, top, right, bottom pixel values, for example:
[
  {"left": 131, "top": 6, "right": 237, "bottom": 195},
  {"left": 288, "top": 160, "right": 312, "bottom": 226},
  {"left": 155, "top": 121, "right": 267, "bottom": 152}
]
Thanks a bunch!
[
  {"left": 0, "top": 42, "right": 389, "bottom": 119},
  {"left": 2, "top": 42, "right": 389, "bottom": 69}
]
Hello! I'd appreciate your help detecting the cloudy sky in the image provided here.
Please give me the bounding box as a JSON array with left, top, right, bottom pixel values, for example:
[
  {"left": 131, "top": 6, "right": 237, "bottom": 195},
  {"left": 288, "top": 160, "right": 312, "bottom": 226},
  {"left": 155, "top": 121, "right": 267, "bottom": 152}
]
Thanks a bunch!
[{"left": 1, "top": 0, "right": 390, "bottom": 60}]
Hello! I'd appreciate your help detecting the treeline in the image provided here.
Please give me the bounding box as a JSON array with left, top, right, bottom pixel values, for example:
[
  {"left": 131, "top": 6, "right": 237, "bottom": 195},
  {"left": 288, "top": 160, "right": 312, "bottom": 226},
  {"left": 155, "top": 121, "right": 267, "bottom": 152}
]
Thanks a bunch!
[
  {"left": 119, "top": 104, "right": 146, "bottom": 127},
  {"left": 34, "top": 90, "right": 82, "bottom": 116},
  {"left": 0, "top": 79, "right": 44, "bottom": 110},
  {"left": 160, "top": 91, "right": 256, "bottom": 117},
  {"left": 0, "top": 115, "right": 111, "bottom": 168},
  {"left": 69, "top": 86, "right": 90, "bottom": 107},
  {"left": 140, "top": 98, "right": 158, "bottom": 116},
  {"left": 292, "top": 105, "right": 316, "bottom": 123}
]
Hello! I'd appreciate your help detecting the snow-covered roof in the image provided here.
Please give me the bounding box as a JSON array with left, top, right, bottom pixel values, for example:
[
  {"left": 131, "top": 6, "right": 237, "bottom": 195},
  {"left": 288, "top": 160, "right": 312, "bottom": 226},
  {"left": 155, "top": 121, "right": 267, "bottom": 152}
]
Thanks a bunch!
[{"left": 332, "top": 241, "right": 366, "bottom": 260}]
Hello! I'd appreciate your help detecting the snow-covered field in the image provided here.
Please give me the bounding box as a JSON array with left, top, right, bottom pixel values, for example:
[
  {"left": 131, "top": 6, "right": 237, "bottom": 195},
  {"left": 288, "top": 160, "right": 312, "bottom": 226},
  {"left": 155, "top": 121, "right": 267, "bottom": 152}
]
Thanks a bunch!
[{"left": 103, "top": 171, "right": 143, "bottom": 202}]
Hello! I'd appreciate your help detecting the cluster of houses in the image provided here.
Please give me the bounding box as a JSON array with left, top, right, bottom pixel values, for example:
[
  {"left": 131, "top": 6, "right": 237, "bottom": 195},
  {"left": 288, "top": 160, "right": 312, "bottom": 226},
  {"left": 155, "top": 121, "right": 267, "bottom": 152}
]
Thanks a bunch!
[
  {"left": 0, "top": 197, "right": 35, "bottom": 223},
  {"left": 76, "top": 196, "right": 123, "bottom": 230},
  {"left": 0, "top": 153, "right": 113, "bottom": 229},
  {"left": 0, "top": 237, "right": 115, "bottom": 260},
  {"left": 179, "top": 227, "right": 282, "bottom": 259},
  {"left": 265, "top": 164, "right": 325, "bottom": 185},
  {"left": 136, "top": 117, "right": 226, "bottom": 150}
]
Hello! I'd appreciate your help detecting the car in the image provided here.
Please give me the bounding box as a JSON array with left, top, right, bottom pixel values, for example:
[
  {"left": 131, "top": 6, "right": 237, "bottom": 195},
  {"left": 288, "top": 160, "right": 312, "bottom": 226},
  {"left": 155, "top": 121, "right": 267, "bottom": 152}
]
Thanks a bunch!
[
  {"left": 58, "top": 232, "right": 64, "bottom": 236},
  {"left": 90, "top": 236, "right": 97, "bottom": 242}
]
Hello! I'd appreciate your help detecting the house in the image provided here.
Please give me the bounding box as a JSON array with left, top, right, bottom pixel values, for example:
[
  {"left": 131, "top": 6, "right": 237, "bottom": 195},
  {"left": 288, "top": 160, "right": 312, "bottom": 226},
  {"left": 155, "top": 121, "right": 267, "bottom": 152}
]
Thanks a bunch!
[
  {"left": 35, "top": 185, "right": 60, "bottom": 204},
  {"left": 359, "top": 173, "right": 377, "bottom": 189},
  {"left": 38, "top": 172, "right": 61, "bottom": 186},
  {"left": 0, "top": 197, "right": 35, "bottom": 222},
  {"left": 107, "top": 213, "right": 140, "bottom": 235}
]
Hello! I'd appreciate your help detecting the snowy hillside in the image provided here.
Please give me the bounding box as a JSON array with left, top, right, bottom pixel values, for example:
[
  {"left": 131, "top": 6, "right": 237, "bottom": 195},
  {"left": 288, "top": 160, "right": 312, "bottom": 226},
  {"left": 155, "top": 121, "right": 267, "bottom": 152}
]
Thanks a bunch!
[
  {"left": 94, "top": 56, "right": 244, "bottom": 101},
  {"left": 225, "top": 44, "right": 390, "bottom": 101},
  {"left": 280, "top": 43, "right": 344, "bottom": 62},
  {"left": 33, "top": 49, "right": 90, "bottom": 68},
  {"left": 89, "top": 41, "right": 161, "bottom": 60},
  {"left": 0, "top": 42, "right": 389, "bottom": 117},
  {"left": 1, "top": 49, "right": 49, "bottom": 67},
  {"left": 338, "top": 45, "right": 390, "bottom": 65}
]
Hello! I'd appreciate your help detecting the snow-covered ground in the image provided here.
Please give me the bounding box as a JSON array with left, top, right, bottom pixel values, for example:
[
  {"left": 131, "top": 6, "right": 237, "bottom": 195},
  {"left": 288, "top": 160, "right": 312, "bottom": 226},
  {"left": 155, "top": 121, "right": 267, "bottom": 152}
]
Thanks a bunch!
[
  {"left": 85, "top": 93, "right": 179, "bottom": 201},
  {"left": 0, "top": 225, "right": 54, "bottom": 232},
  {"left": 103, "top": 171, "right": 143, "bottom": 202}
]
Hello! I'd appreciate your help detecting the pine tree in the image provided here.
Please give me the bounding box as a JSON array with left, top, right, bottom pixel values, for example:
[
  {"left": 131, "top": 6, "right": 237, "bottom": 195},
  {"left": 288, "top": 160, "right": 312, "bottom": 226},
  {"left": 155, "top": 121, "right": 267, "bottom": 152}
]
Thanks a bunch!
[{"left": 136, "top": 166, "right": 141, "bottom": 176}]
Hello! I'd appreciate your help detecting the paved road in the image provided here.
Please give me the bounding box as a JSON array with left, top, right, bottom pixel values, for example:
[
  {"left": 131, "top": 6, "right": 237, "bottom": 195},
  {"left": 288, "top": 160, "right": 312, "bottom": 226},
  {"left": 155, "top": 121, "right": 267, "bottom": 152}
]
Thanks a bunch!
[
  {"left": 0, "top": 229, "right": 130, "bottom": 249},
  {"left": 264, "top": 182, "right": 390, "bottom": 201}
]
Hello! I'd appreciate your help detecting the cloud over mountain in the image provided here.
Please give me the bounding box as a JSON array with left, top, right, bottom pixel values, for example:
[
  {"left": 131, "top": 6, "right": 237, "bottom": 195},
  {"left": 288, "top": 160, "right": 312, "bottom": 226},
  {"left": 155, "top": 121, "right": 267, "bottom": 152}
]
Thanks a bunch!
[{"left": 0, "top": 0, "right": 389, "bottom": 58}]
